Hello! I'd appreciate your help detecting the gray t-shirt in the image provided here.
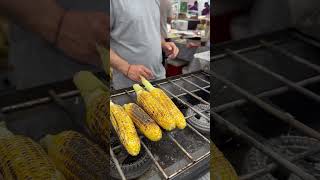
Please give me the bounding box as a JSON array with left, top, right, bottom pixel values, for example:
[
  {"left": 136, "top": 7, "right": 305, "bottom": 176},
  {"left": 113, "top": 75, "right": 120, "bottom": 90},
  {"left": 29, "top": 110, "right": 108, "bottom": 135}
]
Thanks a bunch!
[
  {"left": 110, "top": 0, "right": 165, "bottom": 90},
  {"left": 160, "top": 0, "right": 173, "bottom": 38},
  {"left": 9, "top": 0, "right": 108, "bottom": 89}
]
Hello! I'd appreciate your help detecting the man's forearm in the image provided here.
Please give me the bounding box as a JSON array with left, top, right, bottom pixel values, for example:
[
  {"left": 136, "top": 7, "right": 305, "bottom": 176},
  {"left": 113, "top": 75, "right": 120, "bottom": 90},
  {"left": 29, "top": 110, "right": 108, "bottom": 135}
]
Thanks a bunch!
[
  {"left": 0, "top": 0, "right": 64, "bottom": 42},
  {"left": 110, "top": 48, "right": 129, "bottom": 75}
]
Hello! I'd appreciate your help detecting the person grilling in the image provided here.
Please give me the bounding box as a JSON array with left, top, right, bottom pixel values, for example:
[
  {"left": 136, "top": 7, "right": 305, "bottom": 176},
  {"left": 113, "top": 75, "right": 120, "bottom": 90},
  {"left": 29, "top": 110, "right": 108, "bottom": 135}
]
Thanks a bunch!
[{"left": 110, "top": 0, "right": 179, "bottom": 90}]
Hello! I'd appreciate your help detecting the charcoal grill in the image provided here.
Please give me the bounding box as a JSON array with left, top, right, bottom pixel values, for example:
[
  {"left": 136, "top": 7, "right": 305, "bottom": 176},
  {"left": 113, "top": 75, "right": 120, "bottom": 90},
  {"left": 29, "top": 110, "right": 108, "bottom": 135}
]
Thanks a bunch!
[
  {"left": 212, "top": 28, "right": 320, "bottom": 180},
  {"left": 0, "top": 71, "right": 210, "bottom": 180}
]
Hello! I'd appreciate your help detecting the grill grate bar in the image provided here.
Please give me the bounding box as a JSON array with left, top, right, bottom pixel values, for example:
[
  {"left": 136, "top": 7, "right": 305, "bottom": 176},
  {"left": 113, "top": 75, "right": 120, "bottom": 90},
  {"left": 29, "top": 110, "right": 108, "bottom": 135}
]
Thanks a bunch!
[
  {"left": 211, "top": 40, "right": 284, "bottom": 61},
  {"left": 111, "top": 85, "right": 210, "bottom": 99},
  {"left": 167, "top": 134, "right": 194, "bottom": 161},
  {"left": 110, "top": 147, "right": 127, "bottom": 180},
  {"left": 260, "top": 40, "right": 320, "bottom": 73},
  {"left": 168, "top": 151, "right": 210, "bottom": 180},
  {"left": 191, "top": 74, "right": 210, "bottom": 85},
  {"left": 168, "top": 79, "right": 210, "bottom": 105},
  {"left": 186, "top": 123, "right": 211, "bottom": 144},
  {"left": 210, "top": 71, "right": 320, "bottom": 140},
  {"left": 226, "top": 49, "right": 320, "bottom": 102},
  {"left": 240, "top": 144, "right": 320, "bottom": 180},
  {"left": 214, "top": 75, "right": 320, "bottom": 112},
  {"left": 181, "top": 77, "right": 210, "bottom": 94},
  {"left": 111, "top": 74, "right": 210, "bottom": 98},
  {"left": 293, "top": 33, "right": 320, "bottom": 49},
  {"left": 141, "top": 141, "right": 169, "bottom": 179},
  {"left": 211, "top": 110, "right": 318, "bottom": 180},
  {"left": 226, "top": 49, "right": 320, "bottom": 103}
]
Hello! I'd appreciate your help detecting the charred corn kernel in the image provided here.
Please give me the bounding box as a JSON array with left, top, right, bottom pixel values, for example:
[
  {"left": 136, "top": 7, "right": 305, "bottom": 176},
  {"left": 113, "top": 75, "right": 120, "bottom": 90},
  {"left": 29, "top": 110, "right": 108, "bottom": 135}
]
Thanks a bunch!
[
  {"left": 73, "top": 71, "right": 110, "bottom": 146},
  {"left": 141, "top": 77, "right": 186, "bottom": 129},
  {"left": 123, "top": 103, "right": 162, "bottom": 141},
  {"left": 211, "top": 142, "right": 238, "bottom": 180},
  {"left": 0, "top": 123, "right": 65, "bottom": 180},
  {"left": 133, "top": 84, "right": 176, "bottom": 131},
  {"left": 110, "top": 101, "right": 141, "bottom": 156},
  {"left": 40, "top": 131, "right": 108, "bottom": 180}
]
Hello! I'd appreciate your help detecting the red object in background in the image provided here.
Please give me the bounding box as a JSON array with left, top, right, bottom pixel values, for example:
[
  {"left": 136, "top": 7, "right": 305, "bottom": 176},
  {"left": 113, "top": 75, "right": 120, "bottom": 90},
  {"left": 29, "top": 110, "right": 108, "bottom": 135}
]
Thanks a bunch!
[
  {"left": 166, "top": 64, "right": 184, "bottom": 77},
  {"left": 212, "top": 14, "right": 231, "bottom": 43},
  {"left": 212, "top": 11, "right": 246, "bottom": 43}
]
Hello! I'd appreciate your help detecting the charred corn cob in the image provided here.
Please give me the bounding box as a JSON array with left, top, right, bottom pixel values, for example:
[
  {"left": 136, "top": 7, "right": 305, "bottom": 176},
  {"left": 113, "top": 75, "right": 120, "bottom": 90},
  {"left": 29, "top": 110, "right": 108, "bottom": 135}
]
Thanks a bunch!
[
  {"left": 211, "top": 142, "right": 238, "bottom": 180},
  {"left": 73, "top": 71, "right": 110, "bottom": 146},
  {"left": 133, "top": 84, "right": 176, "bottom": 131},
  {"left": 110, "top": 101, "right": 141, "bottom": 156},
  {"left": 0, "top": 122, "right": 65, "bottom": 180},
  {"left": 40, "top": 131, "right": 108, "bottom": 180},
  {"left": 123, "top": 103, "right": 162, "bottom": 141},
  {"left": 141, "top": 77, "right": 186, "bottom": 129}
]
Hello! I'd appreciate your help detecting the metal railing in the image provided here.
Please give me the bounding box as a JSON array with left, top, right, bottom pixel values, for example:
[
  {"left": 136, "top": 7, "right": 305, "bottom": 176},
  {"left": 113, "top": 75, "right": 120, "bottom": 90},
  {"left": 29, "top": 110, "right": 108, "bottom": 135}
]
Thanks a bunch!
[{"left": 212, "top": 31, "right": 320, "bottom": 180}]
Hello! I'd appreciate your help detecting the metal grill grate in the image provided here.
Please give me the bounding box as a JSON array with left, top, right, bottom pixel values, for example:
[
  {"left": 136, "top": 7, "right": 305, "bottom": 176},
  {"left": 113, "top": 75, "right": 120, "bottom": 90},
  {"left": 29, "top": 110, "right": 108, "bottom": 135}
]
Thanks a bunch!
[
  {"left": 110, "top": 72, "right": 211, "bottom": 180},
  {"left": 212, "top": 30, "right": 320, "bottom": 180}
]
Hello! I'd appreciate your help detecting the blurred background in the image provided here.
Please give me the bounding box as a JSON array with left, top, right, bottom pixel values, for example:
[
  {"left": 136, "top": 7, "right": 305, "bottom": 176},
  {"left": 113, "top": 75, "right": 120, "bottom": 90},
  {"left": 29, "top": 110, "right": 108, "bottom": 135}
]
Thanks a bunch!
[{"left": 212, "top": 0, "right": 320, "bottom": 43}]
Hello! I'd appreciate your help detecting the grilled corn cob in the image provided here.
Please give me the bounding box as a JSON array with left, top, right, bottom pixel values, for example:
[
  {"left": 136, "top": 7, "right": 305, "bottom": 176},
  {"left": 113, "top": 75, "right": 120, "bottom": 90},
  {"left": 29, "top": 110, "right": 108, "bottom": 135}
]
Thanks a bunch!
[
  {"left": 141, "top": 77, "right": 186, "bottom": 129},
  {"left": 133, "top": 84, "right": 176, "bottom": 131},
  {"left": 73, "top": 71, "right": 110, "bottom": 146},
  {"left": 110, "top": 101, "right": 141, "bottom": 156},
  {"left": 211, "top": 142, "right": 238, "bottom": 180},
  {"left": 123, "top": 103, "right": 162, "bottom": 141},
  {"left": 0, "top": 122, "right": 65, "bottom": 180},
  {"left": 40, "top": 131, "right": 108, "bottom": 180}
]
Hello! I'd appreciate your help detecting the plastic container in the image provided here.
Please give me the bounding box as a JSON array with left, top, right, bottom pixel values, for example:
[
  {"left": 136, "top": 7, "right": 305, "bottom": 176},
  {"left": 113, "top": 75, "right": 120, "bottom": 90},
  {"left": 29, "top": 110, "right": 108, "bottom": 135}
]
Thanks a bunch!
[{"left": 194, "top": 51, "right": 210, "bottom": 72}]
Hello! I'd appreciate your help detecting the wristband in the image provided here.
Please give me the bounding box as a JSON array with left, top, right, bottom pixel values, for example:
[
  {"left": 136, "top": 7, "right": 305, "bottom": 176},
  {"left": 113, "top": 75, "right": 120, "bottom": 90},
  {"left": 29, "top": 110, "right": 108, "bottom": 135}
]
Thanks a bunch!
[{"left": 126, "top": 64, "right": 132, "bottom": 77}]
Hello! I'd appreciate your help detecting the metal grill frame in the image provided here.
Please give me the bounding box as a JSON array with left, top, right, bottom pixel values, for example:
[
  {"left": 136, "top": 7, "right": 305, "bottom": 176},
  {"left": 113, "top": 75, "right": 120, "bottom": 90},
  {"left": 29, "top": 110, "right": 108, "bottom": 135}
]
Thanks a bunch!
[
  {"left": 110, "top": 71, "right": 211, "bottom": 180},
  {"left": 212, "top": 29, "right": 320, "bottom": 180}
]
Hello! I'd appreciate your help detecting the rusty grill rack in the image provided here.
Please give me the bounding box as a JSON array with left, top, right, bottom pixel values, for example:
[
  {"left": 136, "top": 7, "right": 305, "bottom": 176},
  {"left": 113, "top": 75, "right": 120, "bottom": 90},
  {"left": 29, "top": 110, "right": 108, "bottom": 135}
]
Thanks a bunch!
[
  {"left": 212, "top": 30, "right": 320, "bottom": 180},
  {"left": 110, "top": 72, "right": 211, "bottom": 180}
]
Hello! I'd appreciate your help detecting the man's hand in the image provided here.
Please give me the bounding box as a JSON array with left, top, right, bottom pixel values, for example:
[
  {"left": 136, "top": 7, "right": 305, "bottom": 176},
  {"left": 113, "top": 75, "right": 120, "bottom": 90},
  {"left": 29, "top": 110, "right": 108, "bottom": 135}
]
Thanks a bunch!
[
  {"left": 110, "top": 49, "right": 154, "bottom": 82},
  {"left": 56, "top": 11, "right": 108, "bottom": 65},
  {"left": 126, "top": 64, "right": 154, "bottom": 82},
  {"left": 162, "top": 42, "right": 179, "bottom": 59}
]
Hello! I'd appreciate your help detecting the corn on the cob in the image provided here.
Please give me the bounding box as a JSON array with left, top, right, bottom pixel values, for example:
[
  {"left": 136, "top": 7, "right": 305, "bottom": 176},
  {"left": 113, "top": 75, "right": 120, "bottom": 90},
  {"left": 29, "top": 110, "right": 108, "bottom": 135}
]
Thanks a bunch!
[
  {"left": 211, "top": 142, "right": 238, "bottom": 180},
  {"left": 133, "top": 84, "right": 176, "bottom": 131},
  {"left": 73, "top": 71, "right": 110, "bottom": 146},
  {"left": 123, "top": 103, "right": 162, "bottom": 141},
  {"left": 141, "top": 77, "right": 186, "bottom": 129},
  {"left": 110, "top": 101, "right": 141, "bottom": 156},
  {"left": 40, "top": 131, "right": 108, "bottom": 180},
  {"left": 0, "top": 123, "right": 65, "bottom": 180}
]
